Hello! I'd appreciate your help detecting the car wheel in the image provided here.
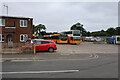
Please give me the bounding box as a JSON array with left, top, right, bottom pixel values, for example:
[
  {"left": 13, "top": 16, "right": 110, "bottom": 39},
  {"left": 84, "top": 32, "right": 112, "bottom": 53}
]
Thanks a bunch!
[{"left": 48, "top": 48, "right": 54, "bottom": 52}]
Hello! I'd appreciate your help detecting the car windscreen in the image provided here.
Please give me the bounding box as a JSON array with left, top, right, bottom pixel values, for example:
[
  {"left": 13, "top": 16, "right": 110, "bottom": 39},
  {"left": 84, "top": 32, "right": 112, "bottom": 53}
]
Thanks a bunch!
[
  {"left": 25, "top": 40, "right": 31, "bottom": 44},
  {"left": 32, "top": 40, "right": 37, "bottom": 43}
]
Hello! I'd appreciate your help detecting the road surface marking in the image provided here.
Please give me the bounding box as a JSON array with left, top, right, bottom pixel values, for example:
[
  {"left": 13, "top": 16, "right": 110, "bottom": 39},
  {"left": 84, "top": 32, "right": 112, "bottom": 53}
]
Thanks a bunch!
[
  {"left": 0, "top": 57, "right": 44, "bottom": 59},
  {"left": 89, "top": 54, "right": 94, "bottom": 57},
  {"left": 1, "top": 54, "right": 99, "bottom": 62},
  {"left": 1, "top": 70, "right": 79, "bottom": 74},
  {"left": 9, "top": 59, "right": 46, "bottom": 62},
  {"left": 89, "top": 54, "right": 99, "bottom": 59},
  {"left": 60, "top": 54, "right": 70, "bottom": 55}
]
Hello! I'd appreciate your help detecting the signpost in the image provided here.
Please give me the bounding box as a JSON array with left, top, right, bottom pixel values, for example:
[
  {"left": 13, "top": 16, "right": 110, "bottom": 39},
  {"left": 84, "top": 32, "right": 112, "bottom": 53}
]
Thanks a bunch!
[{"left": 34, "top": 44, "right": 36, "bottom": 55}]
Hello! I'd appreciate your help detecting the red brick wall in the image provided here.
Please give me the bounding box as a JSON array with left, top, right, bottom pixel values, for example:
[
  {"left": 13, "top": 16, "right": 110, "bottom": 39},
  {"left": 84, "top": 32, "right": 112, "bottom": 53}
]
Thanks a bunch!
[{"left": 1, "top": 17, "right": 33, "bottom": 43}]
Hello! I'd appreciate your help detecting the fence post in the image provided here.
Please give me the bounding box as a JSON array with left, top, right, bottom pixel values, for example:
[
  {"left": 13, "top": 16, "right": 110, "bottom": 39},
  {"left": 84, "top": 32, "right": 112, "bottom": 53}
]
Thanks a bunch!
[
  {"left": 34, "top": 44, "right": 36, "bottom": 55},
  {"left": 114, "top": 40, "right": 116, "bottom": 45}
]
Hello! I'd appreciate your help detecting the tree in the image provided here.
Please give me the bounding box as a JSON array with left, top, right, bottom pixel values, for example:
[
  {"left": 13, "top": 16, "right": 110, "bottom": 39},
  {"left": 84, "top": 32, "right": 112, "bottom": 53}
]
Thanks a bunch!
[
  {"left": 106, "top": 27, "right": 116, "bottom": 36},
  {"left": 70, "top": 22, "right": 87, "bottom": 36},
  {"left": 34, "top": 24, "right": 46, "bottom": 35},
  {"left": 86, "top": 31, "right": 91, "bottom": 36},
  {"left": 101, "top": 29, "right": 105, "bottom": 32},
  {"left": 116, "top": 27, "right": 120, "bottom": 35}
]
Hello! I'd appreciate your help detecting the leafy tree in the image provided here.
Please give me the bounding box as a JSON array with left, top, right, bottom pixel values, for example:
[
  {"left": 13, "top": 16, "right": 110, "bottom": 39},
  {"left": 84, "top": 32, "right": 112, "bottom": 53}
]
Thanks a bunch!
[
  {"left": 70, "top": 22, "right": 87, "bottom": 36},
  {"left": 34, "top": 24, "right": 46, "bottom": 35},
  {"left": 101, "top": 29, "right": 105, "bottom": 32},
  {"left": 41, "top": 31, "right": 46, "bottom": 35},
  {"left": 86, "top": 31, "right": 91, "bottom": 36},
  {"left": 91, "top": 30, "right": 107, "bottom": 37},
  {"left": 53, "top": 32, "right": 59, "bottom": 34},
  {"left": 116, "top": 27, "right": 120, "bottom": 35},
  {"left": 106, "top": 27, "right": 116, "bottom": 36}
]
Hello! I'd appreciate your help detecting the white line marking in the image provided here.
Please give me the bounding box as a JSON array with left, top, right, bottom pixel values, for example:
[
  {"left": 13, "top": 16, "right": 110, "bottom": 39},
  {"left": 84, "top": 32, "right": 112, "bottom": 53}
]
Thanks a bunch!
[
  {"left": 1, "top": 70, "right": 79, "bottom": 74},
  {"left": 60, "top": 54, "right": 70, "bottom": 55},
  {"left": 95, "top": 55, "right": 99, "bottom": 58},
  {"left": 10, "top": 59, "right": 46, "bottom": 62},
  {"left": 89, "top": 54, "right": 99, "bottom": 59},
  {"left": 89, "top": 54, "right": 93, "bottom": 57}
]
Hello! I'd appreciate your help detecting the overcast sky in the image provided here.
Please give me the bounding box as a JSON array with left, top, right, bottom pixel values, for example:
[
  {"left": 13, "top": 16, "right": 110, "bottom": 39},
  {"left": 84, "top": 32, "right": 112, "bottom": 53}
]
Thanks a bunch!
[{"left": 2, "top": 2, "right": 118, "bottom": 32}]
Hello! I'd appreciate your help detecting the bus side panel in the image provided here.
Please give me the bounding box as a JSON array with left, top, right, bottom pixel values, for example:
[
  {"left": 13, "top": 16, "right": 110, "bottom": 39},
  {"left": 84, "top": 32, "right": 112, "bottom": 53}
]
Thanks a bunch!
[{"left": 58, "top": 40, "right": 68, "bottom": 43}]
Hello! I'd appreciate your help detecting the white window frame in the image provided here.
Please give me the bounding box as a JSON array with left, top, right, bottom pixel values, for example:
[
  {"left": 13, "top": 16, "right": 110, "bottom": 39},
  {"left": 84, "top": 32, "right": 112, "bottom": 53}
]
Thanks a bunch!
[
  {"left": 20, "top": 34, "right": 28, "bottom": 42},
  {"left": 20, "top": 20, "right": 27, "bottom": 27},
  {"left": 0, "top": 19, "right": 5, "bottom": 26},
  {"left": 0, "top": 34, "right": 4, "bottom": 42}
]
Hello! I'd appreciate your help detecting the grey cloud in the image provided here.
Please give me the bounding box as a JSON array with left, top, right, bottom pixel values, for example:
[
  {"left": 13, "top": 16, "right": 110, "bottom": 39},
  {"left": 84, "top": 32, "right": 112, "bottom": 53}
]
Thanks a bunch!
[{"left": 2, "top": 2, "right": 118, "bottom": 32}]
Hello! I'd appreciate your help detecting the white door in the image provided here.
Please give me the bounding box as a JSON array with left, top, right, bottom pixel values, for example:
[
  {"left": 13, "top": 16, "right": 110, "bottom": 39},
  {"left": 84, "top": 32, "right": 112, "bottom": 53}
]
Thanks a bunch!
[{"left": 7, "top": 35, "right": 13, "bottom": 48}]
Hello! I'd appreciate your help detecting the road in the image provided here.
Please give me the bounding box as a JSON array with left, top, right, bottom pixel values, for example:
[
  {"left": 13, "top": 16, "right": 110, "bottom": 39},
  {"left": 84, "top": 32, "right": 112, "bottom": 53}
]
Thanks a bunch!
[{"left": 1, "top": 53, "right": 118, "bottom": 78}]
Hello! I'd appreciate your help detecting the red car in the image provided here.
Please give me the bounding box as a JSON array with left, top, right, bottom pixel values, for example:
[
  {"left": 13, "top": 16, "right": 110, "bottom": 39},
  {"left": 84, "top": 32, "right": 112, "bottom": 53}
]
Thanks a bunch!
[{"left": 21, "top": 40, "right": 57, "bottom": 52}]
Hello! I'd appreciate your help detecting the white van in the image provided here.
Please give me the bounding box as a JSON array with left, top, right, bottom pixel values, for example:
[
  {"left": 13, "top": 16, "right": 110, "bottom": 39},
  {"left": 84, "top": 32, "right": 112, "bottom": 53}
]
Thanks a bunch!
[{"left": 116, "top": 36, "right": 120, "bottom": 44}]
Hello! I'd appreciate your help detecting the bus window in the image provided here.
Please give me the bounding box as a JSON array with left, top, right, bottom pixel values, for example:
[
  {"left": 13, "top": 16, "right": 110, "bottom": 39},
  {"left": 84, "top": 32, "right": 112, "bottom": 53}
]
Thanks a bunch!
[
  {"left": 51, "top": 36, "right": 59, "bottom": 39},
  {"left": 73, "top": 37, "right": 81, "bottom": 40},
  {"left": 43, "top": 37, "right": 50, "bottom": 39},
  {"left": 73, "top": 31, "right": 80, "bottom": 36},
  {"left": 73, "top": 34, "right": 80, "bottom": 36},
  {"left": 66, "top": 31, "right": 72, "bottom": 34},
  {"left": 117, "top": 37, "right": 120, "bottom": 41}
]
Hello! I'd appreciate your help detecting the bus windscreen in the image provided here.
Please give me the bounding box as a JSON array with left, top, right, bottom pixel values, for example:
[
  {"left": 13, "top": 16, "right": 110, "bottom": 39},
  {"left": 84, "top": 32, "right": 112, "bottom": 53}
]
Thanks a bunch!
[
  {"left": 60, "top": 34, "right": 68, "bottom": 41},
  {"left": 73, "top": 31, "right": 80, "bottom": 36}
]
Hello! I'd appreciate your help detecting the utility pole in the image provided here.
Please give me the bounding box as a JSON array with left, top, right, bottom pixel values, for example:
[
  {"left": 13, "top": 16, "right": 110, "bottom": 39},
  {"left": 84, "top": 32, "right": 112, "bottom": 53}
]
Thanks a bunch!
[{"left": 3, "top": 4, "right": 8, "bottom": 16}]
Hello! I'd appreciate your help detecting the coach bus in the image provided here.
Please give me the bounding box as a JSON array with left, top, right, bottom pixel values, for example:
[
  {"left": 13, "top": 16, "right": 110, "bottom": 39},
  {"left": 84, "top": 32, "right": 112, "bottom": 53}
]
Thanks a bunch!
[
  {"left": 61, "top": 30, "right": 82, "bottom": 44},
  {"left": 43, "top": 33, "right": 68, "bottom": 44}
]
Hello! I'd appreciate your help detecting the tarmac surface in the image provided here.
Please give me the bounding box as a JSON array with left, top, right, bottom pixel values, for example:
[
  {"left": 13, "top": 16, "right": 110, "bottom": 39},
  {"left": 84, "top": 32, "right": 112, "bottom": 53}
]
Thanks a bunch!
[
  {"left": 1, "top": 53, "right": 118, "bottom": 78},
  {"left": 1, "top": 42, "right": 119, "bottom": 78}
]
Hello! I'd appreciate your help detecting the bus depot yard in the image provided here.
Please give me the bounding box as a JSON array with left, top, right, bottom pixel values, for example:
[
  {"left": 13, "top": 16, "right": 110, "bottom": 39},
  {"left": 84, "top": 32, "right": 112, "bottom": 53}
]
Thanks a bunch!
[{"left": 56, "top": 42, "right": 118, "bottom": 54}]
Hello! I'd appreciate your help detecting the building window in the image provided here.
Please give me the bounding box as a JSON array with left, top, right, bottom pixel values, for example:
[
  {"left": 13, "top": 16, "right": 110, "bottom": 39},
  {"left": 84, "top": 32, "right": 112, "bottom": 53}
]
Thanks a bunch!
[
  {"left": 0, "top": 34, "right": 4, "bottom": 42},
  {"left": 0, "top": 19, "right": 5, "bottom": 26},
  {"left": 20, "top": 34, "right": 28, "bottom": 42},
  {"left": 20, "top": 20, "right": 27, "bottom": 27}
]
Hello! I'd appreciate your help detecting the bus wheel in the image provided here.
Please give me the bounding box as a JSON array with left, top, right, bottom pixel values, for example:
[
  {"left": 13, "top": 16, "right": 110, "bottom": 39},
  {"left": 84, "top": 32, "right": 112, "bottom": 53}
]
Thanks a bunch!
[
  {"left": 56, "top": 41, "right": 57, "bottom": 44},
  {"left": 68, "top": 40, "right": 70, "bottom": 44},
  {"left": 48, "top": 48, "right": 54, "bottom": 52}
]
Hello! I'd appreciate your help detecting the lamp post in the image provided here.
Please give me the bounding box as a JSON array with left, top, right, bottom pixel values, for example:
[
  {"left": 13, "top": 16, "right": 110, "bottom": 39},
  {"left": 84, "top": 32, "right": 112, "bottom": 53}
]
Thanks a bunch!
[{"left": 3, "top": 4, "right": 8, "bottom": 16}]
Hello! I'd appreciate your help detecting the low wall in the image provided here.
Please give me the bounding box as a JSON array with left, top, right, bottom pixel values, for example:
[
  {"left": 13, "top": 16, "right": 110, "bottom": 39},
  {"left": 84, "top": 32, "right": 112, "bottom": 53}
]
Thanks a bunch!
[{"left": 0, "top": 43, "right": 33, "bottom": 54}]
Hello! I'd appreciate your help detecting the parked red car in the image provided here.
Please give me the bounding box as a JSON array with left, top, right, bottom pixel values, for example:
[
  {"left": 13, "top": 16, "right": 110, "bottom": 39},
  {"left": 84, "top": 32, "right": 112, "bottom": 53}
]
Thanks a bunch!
[{"left": 21, "top": 40, "right": 57, "bottom": 52}]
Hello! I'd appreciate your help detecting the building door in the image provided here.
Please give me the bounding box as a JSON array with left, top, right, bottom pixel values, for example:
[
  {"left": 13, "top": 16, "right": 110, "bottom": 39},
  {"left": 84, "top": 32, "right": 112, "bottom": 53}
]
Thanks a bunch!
[{"left": 7, "top": 35, "right": 13, "bottom": 48}]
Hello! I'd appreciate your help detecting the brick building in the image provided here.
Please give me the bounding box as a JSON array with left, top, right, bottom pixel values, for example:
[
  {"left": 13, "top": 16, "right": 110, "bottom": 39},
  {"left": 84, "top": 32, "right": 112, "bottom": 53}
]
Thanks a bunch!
[{"left": 0, "top": 16, "right": 33, "bottom": 45}]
